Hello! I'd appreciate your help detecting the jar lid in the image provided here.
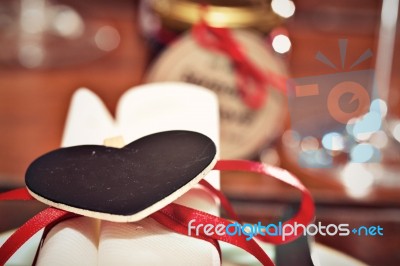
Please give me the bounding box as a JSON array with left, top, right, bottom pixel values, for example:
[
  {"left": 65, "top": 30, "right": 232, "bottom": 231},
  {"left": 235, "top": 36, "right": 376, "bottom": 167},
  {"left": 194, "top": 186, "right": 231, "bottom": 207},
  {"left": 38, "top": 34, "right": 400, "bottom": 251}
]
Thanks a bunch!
[{"left": 151, "top": 0, "right": 283, "bottom": 32}]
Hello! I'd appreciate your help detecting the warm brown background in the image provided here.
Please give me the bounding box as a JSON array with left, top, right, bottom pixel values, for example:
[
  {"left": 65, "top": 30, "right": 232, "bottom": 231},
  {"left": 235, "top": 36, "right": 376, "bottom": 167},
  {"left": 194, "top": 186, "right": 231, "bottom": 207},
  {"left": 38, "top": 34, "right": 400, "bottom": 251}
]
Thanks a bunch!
[{"left": 0, "top": 0, "right": 399, "bottom": 265}]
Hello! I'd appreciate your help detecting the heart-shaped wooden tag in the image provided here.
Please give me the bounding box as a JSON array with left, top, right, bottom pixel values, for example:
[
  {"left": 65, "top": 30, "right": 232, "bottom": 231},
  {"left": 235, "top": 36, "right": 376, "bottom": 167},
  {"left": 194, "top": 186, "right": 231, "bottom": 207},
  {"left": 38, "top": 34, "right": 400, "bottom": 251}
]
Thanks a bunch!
[{"left": 25, "top": 131, "right": 217, "bottom": 222}]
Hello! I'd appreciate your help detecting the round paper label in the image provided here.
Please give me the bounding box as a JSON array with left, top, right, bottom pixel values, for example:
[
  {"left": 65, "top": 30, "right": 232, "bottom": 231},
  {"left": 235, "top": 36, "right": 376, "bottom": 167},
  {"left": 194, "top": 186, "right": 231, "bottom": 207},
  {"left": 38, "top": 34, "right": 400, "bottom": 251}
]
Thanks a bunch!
[{"left": 146, "top": 30, "right": 287, "bottom": 159}]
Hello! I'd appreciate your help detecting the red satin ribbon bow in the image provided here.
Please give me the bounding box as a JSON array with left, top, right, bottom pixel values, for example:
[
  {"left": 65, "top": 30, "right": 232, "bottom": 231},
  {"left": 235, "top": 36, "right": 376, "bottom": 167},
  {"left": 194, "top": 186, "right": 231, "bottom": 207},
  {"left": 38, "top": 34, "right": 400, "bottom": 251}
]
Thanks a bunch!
[
  {"left": 192, "top": 20, "right": 288, "bottom": 110},
  {"left": 0, "top": 160, "right": 314, "bottom": 266}
]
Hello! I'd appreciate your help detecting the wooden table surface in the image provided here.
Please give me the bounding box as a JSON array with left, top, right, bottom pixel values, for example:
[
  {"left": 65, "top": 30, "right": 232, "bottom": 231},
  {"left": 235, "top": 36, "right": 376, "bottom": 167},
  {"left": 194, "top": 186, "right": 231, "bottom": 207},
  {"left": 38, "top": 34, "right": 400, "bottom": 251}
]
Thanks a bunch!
[{"left": 1, "top": 1, "right": 399, "bottom": 266}]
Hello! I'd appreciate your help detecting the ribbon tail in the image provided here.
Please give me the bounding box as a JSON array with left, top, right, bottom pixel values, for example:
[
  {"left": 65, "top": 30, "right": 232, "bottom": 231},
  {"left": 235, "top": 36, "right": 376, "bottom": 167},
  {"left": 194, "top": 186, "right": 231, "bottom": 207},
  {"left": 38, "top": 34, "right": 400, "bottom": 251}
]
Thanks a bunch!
[
  {"left": 0, "top": 207, "right": 78, "bottom": 265},
  {"left": 0, "top": 188, "right": 34, "bottom": 201}
]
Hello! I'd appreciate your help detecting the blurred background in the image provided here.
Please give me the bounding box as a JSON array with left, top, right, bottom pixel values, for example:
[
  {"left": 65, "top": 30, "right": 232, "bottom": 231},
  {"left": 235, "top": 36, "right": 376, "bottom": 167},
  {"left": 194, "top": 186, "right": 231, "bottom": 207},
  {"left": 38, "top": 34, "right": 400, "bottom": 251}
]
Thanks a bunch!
[{"left": 0, "top": 0, "right": 399, "bottom": 265}]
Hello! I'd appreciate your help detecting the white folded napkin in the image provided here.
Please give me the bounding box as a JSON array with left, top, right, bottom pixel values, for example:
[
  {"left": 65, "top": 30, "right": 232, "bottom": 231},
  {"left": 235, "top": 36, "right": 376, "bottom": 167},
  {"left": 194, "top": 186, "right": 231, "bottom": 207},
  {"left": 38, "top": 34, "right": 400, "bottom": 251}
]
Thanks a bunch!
[
  {"left": 36, "top": 217, "right": 98, "bottom": 266},
  {"left": 98, "top": 217, "right": 220, "bottom": 266}
]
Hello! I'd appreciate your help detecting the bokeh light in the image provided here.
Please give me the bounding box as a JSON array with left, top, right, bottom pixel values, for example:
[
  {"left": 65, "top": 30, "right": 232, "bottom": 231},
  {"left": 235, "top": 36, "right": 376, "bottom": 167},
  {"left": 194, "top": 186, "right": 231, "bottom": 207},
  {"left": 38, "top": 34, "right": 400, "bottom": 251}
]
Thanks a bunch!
[
  {"left": 271, "top": 0, "right": 296, "bottom": 18},
  {"left": 272, "top": 34, "right": 291, "bottom": 54}
]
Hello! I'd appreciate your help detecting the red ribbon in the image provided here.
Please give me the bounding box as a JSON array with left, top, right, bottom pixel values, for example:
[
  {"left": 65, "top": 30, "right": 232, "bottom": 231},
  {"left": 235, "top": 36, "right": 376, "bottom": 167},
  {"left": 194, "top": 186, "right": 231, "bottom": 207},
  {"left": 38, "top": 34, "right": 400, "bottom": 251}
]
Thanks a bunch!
[
  {"left": 192, "top": 20, "right": 288, "bottom": 110},
  {"left": 0, "top": 160, "right": 314, "bottom": 266},
  {"left": 0, "top": 188, "right": 33, "bottom": 201}
]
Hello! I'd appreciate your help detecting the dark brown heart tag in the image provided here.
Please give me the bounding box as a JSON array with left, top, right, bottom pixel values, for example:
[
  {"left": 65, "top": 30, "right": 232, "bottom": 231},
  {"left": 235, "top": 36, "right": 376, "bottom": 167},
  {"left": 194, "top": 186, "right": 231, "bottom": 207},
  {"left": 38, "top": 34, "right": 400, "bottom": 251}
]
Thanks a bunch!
[{"left": 25, "top": 130, "right": 217, "bottom": 222}]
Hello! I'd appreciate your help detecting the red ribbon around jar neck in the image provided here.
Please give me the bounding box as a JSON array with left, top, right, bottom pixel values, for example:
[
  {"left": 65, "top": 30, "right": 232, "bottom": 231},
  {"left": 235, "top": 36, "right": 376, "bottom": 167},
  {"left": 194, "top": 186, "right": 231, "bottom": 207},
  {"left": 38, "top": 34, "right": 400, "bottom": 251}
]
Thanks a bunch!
[
  {"left": 0, "top": 160, "right": 315, "bottom": 266},
  {"left": 192, "top": 19, "right": 288, "bottom": 110}
]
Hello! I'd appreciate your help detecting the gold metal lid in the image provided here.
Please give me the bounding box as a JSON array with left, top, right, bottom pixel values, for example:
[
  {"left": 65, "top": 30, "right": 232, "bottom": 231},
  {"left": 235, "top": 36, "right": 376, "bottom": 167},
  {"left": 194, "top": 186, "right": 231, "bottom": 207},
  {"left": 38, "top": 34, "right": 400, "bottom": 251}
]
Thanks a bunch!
[{"left": 151, "top": 0, "right": 283, "bottom": 32}]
